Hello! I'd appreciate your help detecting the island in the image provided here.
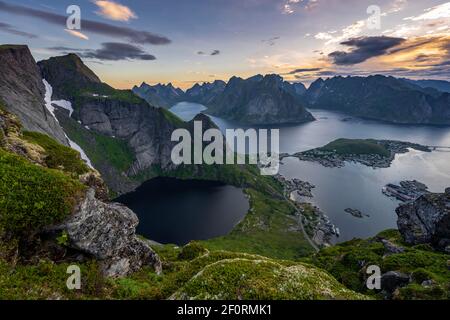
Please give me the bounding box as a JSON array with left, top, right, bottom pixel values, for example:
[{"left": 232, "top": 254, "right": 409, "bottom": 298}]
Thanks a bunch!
[{"left": 281, "top": 138, "right": 431, "bottom": 169}]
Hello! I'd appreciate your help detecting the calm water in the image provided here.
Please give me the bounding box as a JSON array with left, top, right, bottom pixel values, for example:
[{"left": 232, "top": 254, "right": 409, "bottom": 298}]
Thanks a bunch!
[
  {"left": 116, "top": 177, "right": 249, "bottom": 245},
  {"left": 170, "top": 102, "right": 450, "bottom": 242}
]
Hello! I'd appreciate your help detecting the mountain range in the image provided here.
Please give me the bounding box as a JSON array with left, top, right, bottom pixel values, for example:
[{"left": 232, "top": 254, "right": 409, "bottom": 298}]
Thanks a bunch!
[{"left": 305, "top": 75, "right": 450, "bottom": 125}]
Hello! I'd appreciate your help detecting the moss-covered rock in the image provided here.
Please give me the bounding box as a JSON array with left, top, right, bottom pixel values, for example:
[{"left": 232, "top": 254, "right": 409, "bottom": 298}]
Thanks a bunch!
[{"left": 171, "top": 258, "right": 367, "bottom": 300}]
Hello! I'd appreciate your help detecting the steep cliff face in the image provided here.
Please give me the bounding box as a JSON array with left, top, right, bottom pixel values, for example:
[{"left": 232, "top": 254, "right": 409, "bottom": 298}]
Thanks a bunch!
[
  {"left": 207, "top": 74, "right": 314, "bottom": 125},
  {"left": 38, "top": 54, "right": 186, "bottom": 194},
  {"left": 0, "top": 45, "right": 68, "bottom": 145},
  {"left": 305, "top": 75, "right": 450, "bottom": 124},
  {"left": 132, "top": 82, "right": 184, "bottom": 109},
  {"left": 396, "top": 188, "right": 450, "bottom": 251}
]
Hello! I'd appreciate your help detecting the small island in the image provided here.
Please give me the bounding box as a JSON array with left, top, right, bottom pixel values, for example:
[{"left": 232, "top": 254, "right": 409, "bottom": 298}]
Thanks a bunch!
[
  {"left": 281, "top": 138, "right": 431, "bottom": 169},
  {"left": 344, "top": 208, "right": 370, "bottom": 218}
]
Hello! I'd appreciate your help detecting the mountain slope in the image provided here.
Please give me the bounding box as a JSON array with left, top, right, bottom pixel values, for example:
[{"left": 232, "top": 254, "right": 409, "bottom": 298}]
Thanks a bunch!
[
  {"left": 305, "top": 75, "right": 450, "bottom": 125},
  {"left": 38, "top": 54, "right": 186, "bottom": 194},
  {"left": 403, "top": 79, "right": 450, "bottom": 93},
  {"left": 132, "top": 82, "right": 184, "bottom": 109},
  {"left": 207, "top": 74, "right": 314, "bottom": 125},
  {"left": 184, "top": 80, "right": 226, "bottom": 105},
  {"left": 0, "top": 45, "right": 68, "bottom": 145}
]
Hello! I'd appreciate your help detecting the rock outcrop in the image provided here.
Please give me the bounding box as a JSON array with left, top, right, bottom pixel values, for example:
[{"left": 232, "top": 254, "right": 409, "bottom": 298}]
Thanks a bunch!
[
  {"left": 207, "top": 74, "right": 314, "bottom": 125},
  {"left": 396, "top": 188, "right": 450, "bottom": 251},
  {"left": 57, "top": 188, "right": 162, "bottom": 277},
  {"left": 0, "top": 45, "right": 68, "bottom": 145}
]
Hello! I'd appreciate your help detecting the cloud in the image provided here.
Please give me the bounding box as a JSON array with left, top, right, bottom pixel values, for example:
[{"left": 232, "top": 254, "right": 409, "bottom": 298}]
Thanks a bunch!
[
  {"left": 404, "top": 2, "right": 450, "bottom": 21},
  {"left": 65, "top": 29, "right": 89, "bottom": 40},
  {"left": 197, "top": 50, "right": 221, "bottom": 56},
  {"left": 50, "top": 42, "right": 156, "bottom": 61},
  {"left": 329, "top": 36, "right": 406, "bottom": 65},
  {"left": 0, "top": 1, "right": 170, "bottom": 45},
  {"left": 262, "top": 36, "right": 280, "bottom": 46},
  {"left": 94, "top": 0, "right": 137, "bottom": 22},
  {"left": 287, "top": 67, "right": 322, "bottom": 74},
  {"left": 0, "top": 22, "right": 37, "bottom": 38}
]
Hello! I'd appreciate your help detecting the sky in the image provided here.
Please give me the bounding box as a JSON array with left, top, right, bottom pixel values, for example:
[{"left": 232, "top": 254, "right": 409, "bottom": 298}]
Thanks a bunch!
[{"left": 0, "top": 0, "right": 449, "bottom": 89}]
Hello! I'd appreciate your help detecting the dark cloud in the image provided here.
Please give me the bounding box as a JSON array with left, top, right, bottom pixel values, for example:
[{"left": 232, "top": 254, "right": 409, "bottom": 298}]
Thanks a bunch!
[
  {"left": 287, "top": 67, "right": 322, "bottom": 74},
  {"left": 0, "top": 1, "right": 170, "bottom": 45},
  {"left": 197, "top": 50, "right": 220, "bottom": 56},
  {"left": 0, "top": 22, "right": 37, "bottom": 38},
  {"left": 50, "top": 43, "right": 156, "bottom": 61},
  {"left": 261, "top": 36, "right": 280, "bottom": 46},
  {"left": 317, "top": 70, "right": 338, "bottom": 76},
  {"left": 329, "top": 36, "right": 406, "bottom": 65}
]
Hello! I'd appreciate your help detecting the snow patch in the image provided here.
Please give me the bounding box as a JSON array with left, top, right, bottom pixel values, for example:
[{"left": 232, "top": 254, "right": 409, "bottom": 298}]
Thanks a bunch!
[{"left": 42, "top": 79, "right": 94, "bottom": 169}]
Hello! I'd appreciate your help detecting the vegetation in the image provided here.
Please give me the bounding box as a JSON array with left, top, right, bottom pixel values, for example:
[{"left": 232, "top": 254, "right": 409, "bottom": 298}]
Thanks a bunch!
[
  {"left": 22, "top": 131, "right": 90, "bottom": 176},
  {"left": 313, "top": 230, "right": 450, "bottom": 299},
  {"left": 0, "top": 148, "right": 85, "bottom": 238},
  {"left": 59, "top": 117, "right": 135, "bottom": 172},
  {"left": 319, "top": 138, "right": 390, "bottom": 157},
  {"left": 203, "top": 189, "right": 314, "bottom": 260},
  {"left": 0, "top": 244, "right": 365, "bottom": 300}
]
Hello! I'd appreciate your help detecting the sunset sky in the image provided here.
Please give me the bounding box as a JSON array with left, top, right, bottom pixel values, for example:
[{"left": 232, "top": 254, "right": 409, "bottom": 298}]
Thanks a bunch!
[{"left": 0, "top": 0, "right": 449, "bottom": 89}]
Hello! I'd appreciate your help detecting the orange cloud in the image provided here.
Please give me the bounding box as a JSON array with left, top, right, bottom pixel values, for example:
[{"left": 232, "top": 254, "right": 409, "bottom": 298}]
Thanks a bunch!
[
  {"left": 65, "top": 29, "right": 89, "bottom": 40},
  {"left": 94, "top": 0, "right": 137, "bottom": 21}
]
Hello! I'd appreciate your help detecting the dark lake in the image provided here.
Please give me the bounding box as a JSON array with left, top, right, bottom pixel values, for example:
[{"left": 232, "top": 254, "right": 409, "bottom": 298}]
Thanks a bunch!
[
  {"left": 170, "top": 102, "right": 450, "bottom": 242},
  {"left": 116, "top": 177, "right": 249, "bottom": 245}
]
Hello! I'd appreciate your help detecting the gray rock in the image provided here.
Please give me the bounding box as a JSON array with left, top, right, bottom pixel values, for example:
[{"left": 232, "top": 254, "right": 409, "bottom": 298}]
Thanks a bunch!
[
  {"left": 381, "top": 271, "right": 410, "bottom": 293},
  {"left": 0, "top": 45, "right": 68, "bottom": 145},
  {"left": 396, "top": 190, "right": 450, "bottom": 250},
  {"left": 381, "top": 239, "right": 405, "bottom": 255},
  {"left": 59, "top": 189, "right": 161, "bottom": 277}
]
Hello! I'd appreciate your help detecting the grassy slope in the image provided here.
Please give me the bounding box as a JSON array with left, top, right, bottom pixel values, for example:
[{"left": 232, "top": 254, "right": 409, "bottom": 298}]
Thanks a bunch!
[
  {"left": 0, "top": 148, "right": 85, "bottom": 238},
  {"left": 319, "top": 138, "right": 390, "bottom": 157},
  {"left": 313, "top": 230, "right": 450, "bottom": 300},
  {"left": 0, "top": 243, "right": 365, "bottom": 300}
]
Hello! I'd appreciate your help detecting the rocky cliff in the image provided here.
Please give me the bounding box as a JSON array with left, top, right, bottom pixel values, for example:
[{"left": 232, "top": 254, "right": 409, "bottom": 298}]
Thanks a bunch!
[
  {"left": 396, "top": 188, "right": 450, "bottom": 252},
  {"left": 305, "top": 75, "right": 450, "bottom": 124},
  {"left": 207, "top": 74, "right": 314, "bottom": 125},
  {"left": 38, "top": 54, "right": 185, "bottom": 194},
  {"left": 0, "top": 45, "right": 68, "bottom": 145}
]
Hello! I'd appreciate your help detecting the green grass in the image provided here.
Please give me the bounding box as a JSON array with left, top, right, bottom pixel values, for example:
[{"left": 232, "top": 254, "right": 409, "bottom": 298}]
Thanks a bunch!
[
  {"left": 160, "top": 108, "right": 186, "bottom": 127},
  {"left": 0, "top": 148, "right": 85, "bottom": 238},
  {"left": 59, "top": 117, "right": 135, "bottom": 172},
  {"left": 313, "top": 230, "right": 450, "bottom": 299},
  {"left": 22, "top": 131, "right": 90, "bottom": 176},
  {"left": 203, "top": 189, "right": 314, "bottom": 260},
  {"left": 319, "top": 138, "right": 390, "bottom": 157}
]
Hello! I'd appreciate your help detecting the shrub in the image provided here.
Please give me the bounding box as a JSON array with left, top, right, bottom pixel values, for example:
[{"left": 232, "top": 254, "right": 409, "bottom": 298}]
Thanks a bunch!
[
  {"left": 0, "top": 149, "right": 85, "bottom": 238},
  {"left": 178, "top": 242, "right": 207, "bottom": 260}
]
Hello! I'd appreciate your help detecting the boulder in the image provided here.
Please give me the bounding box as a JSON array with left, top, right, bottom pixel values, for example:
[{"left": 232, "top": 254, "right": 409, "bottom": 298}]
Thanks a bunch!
[
  {"left": 381, "top": 271, "right": 410, "bottom": 293},
  {"left": 58, "top": 188, "right": 162, "bottom": 277},
  {"left": 380, "top": 239, "right": 405, "bottom": 256},
  {"left": 396, "top": 190, "right": 450, "bottom": 250}
]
